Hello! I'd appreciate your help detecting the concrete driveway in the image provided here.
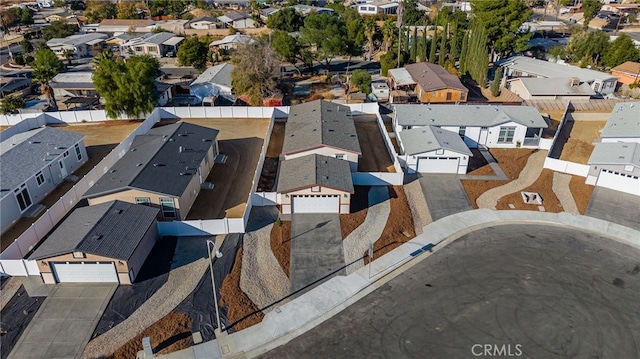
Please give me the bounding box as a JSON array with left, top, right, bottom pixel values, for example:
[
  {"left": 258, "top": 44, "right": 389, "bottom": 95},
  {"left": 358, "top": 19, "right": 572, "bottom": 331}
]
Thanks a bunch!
[
  {"left": 290, "top": 214, "right": 345, "bottom": 294},
  {"left": 418, "top": 174, "right": 472, "bottom": 221},
  {"left": 586, "top": 187, "right": 640, "bottom": 231},
  {"left": 8, "top": 283, "right": 117, "bottom": 359}
]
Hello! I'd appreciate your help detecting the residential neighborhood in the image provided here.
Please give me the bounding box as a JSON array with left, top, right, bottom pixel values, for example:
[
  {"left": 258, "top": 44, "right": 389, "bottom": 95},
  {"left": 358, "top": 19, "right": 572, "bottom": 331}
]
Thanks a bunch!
[{"left": 0, "top": 0, "right": 639, "bottom": 358}]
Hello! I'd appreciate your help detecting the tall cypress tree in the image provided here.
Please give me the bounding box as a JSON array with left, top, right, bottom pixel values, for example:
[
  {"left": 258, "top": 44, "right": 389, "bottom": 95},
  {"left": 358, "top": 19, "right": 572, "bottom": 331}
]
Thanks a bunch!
[
  {"left": 438, "top": 22, "right": 447, "bottom": 66},
  {"left": 421, "top": 22, "right": 428, "bottom": 62},
  {"left": 450, "top": 21, "right": 458, "bottom": 64},
  {"left": 410, "top": 26, "right": 418, "bottom": 63},
  {"left": 429, "top": 26, "right": 437, "bottom": 63},
  {"left": 459, "top": 31, "right": 468, "bottom": 74},
  {"left": 403, "top": 27, "right": 410, "bottom": 59}
]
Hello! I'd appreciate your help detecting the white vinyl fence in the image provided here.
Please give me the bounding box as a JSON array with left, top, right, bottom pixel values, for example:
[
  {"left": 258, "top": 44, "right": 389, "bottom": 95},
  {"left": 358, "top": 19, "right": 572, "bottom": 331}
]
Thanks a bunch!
[
  {"left": 542, "top": 101, "right": 589, "bottom": 177},
  {"left": 251, "top": 192, "right": 278, "bottom": 206}
]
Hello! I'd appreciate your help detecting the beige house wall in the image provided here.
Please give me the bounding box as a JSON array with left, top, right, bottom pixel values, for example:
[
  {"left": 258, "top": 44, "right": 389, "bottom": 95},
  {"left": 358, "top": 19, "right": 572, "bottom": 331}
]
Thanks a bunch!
[
  {"left": 284, "top": 147, "right": 360, "bottom": 172},
  {"left": 37, "top": 252, "right": 130, "bottom": 285},
  {"left": 87, "top": 189, "right": 182, "bottom": 220}
]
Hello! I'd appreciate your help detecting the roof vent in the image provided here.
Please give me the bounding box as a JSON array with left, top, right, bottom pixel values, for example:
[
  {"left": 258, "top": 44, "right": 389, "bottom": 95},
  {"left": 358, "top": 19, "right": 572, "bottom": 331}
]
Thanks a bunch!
[
  {"left": 179, "top": 146, "right": 183, "bottom": 153},
  {"left": 202, "top": 139, "right": 212, "bottom": 142},
  {"left": 153, "top": 163, "right": 166, "bottom": 167},
  {"left": 131, "top": 148, "right": 137, "bottom": 151},
  {"left": 29, "top": 141, "right": 41, "bottom": 144},
  {"left": 180, "top": 172, "right": 191, "bottom": 175},
  {"left": 113, "top": 209, "right": 123, "bottom": 214},
  {"left": 169, "top": 138, "right": 175, "bottom": 141},
  {"left": 618, "top": 156, "right": 625, "bottom": 159},
  {"left": 178, "top": 133, "right": 187, "bottom": 137},
  {"left": 109, "top": 169, "right": 116, "bottom": 173},
  {"left": 136, "top": 163, "right": 143, "bottom": 167},
  {"left": 92, "top": 235, "right": 103, "bottom": 241}
]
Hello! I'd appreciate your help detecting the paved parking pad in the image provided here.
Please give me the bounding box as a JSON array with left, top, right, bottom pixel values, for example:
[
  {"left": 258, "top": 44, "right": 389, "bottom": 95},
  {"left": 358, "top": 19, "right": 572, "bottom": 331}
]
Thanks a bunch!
[{"left": 9, "top": 283, "right": 117, "bottom": 359}]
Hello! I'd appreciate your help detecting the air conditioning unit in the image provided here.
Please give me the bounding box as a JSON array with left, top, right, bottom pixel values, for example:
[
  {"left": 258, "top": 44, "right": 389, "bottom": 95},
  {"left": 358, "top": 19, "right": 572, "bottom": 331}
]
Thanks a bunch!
[{"left": 201, "top": 182, "right": 214, "bottom": 190}]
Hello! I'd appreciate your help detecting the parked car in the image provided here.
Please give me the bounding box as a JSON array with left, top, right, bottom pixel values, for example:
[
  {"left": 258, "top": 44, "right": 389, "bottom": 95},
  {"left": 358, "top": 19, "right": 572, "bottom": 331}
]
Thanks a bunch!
[{"left": 165, "top": 51, "right": 175, "bottom": 58}]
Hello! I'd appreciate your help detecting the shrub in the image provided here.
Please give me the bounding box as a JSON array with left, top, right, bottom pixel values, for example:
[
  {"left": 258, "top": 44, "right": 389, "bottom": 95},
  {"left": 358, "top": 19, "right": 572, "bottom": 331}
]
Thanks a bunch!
[{"left": 13, "top": 54, "right": 25, "bottom": 66}]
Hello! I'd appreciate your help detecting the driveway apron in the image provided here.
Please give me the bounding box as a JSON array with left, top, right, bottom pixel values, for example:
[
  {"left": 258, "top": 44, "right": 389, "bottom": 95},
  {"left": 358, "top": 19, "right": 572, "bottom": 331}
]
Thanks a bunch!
[
  {"left": 419, "top": 174, "right": 473, "bottom": 221},
  {"left": 586, "top": 187, "right": 640, "bottom": 231}
]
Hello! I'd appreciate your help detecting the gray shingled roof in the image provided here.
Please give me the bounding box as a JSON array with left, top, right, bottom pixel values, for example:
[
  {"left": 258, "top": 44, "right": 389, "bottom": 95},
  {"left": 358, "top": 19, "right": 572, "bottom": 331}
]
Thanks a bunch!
[
  {"left": 276, "top": 154, "right": 354, "bottom": 193},
  {"left": 283, "top": 100, "right": 361, "bottom": 155},
  {"left": 84, "top": 122, "right": 219, "bottom": 198},
  {"left": 404, "top": 62, "right": 467, "bottom": 92},
  {"left": 399, "top": 126, "right": 473, "bottom": 156},
  {"left": 30, "top": 201, "right": 159, "bottom": 261},
  {"left": 588, "top": 142, "right": 640, "bottom": 168},
  {"left": 600, "top": 102, "right": 640, "bottom": 139},
  {"left": 510, "top": 78, "right": 595, "bottom": 96},
  {"left": 393, "top": 104, "right": 548, "bottom": 128},
  {"left": 500, "top": 56, "right": 618, "bottom": 82},
  {"left": 0, "top": 127, "right": 85, "bottom": 197}
]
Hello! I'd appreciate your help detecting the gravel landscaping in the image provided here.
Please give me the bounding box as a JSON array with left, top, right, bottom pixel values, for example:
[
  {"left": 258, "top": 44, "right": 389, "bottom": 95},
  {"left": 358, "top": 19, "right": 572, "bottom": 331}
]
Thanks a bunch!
[
  {"left": 403, "top": 180, "right": 432, "bottom": 235},
  {"left": 240, "top": 224, "right": 291, "bottom": 311},
  {"left": 0, "top": 277, "right": 23, "bottom": 311},
  {"left": 552, "top": 172, "right": 580, "bottom": 214}
]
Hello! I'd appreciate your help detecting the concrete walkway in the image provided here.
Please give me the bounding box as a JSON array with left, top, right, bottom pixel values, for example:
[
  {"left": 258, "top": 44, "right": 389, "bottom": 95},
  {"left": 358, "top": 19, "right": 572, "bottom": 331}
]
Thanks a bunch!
[
  {"left": 458, "top": 148, "right": 508, "bottom": 180},
  {"left": 552, "top": 172, "right": 579, "bottom": 214},
  {"left": 9, "top": 284, "right": 116, "bottom": 359},
  {"left": 290, "top": 213, "right": 344, "bottom": 294},
  {"left": 476, "top": 150, "right": 548, "bottom": 209},
  {"left": 156, "top": 208, "right": 639, "bottom": 359}
]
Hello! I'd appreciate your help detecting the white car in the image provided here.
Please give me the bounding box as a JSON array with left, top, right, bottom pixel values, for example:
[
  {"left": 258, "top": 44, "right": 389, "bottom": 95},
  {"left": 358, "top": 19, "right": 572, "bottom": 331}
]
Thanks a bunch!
[{"left": 559, "top": 7, "right": 571, "bottom": 15}]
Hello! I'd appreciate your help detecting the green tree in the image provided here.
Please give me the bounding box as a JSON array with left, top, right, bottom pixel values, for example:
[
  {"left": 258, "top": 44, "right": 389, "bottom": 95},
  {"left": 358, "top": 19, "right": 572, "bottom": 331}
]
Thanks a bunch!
[
  {"left": 402, "top": 0, "right": 426, "bottom": 26},
  {"left": 363, "top": 18, "right": 377, "bottom": 61},
  {"left": 350, "top": 69, "right": 372, "bottom": 94},
  {"left": 490, "top": 67, "right": 502, "bottom": 97},
  {"left": 85, "top": 0, "right": 117, "bottom": 24},
  {"left": 450, "top": 22, "right": 459, "bottom": 64},
  {"left": 20, "top": 8, "right": 33, "bottom": 25},
  {"left": 266, "top": 7, "right": 304, "bottom": 32},
  {"left": 32, "top": 48, "right": 64, "bottom": 110},
  {"left": 300, "top": 13, "right": 348, "bottom": 68},
  {"left": 53, "top": 0, "right": 66, "bottom": 7},
  {"left": 42, "top": 20, "right": 76, "bottom": 41},
  {"left": 62, "top": 49, "right": 74, "bottom": 66},
  {"left": 231, "top": 39, "right": 279, "bottom": 106},
  {"left": 470, "top": 0, "right": 532, "bottom": 58},
  {"left": 93, "top": 52, "right": 162, "bottom": 118},
  {"left": 381, "top": 19, "right": 396, "bottom": 52},
  {"left": 0, "top": 95, "right": 25, "bottom": 115},
  {"left": 271, "top": 30, "right": 312, "bottom": 68},
  {"left": 410, "top": 26, "right": 418, "bottom": 63},
  {"left": 603, "top": 34, "right": 640, "bottom": 68},
  {"left": 177, "top": 37, "right": 208, "bottom": 71},
  {"left": 438, "top": 23, "right": 447, "bottom": 66},
  {"left": 582, "top": 0, "right": 602, "bottom": 31},
  {"left": 466, "top": 21, "right": 489, "bottom": 87},
  {"left": 21, "top": 39, "right": 34, "bottom": 54},
  {"left": 380, "top": 46, "right": 407, "bottom": 76},
  {"left": 548, "top": 45, "right": 566, "bottom": 61},
  {"left": 566, "top": 30, "right": 610, "bottom": 66},
  {"left": 429, "top": 27, "right": 437, "bottom": 63},
  {"left": 13, "top": 54, "right": 25, "bottom": 66},
  {"left": 116, "top": 2, "right": 139, "bottom": 20},
  {"left": 459, "top": 31, "right": 469, "bottom": 74}
]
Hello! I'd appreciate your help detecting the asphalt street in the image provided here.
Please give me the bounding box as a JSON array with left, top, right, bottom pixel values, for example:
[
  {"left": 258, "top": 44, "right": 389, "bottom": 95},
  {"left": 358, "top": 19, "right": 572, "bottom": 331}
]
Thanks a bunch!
[{"left": 261, "top": 224, "right": 640, "bottom": 359}]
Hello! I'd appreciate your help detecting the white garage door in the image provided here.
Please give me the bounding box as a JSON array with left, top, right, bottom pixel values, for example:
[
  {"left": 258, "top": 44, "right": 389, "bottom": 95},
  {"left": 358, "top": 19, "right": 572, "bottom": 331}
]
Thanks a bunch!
[
  {"left": 51, "top": 262, "right": 119, "bottom": 283},
  {"left": 417, "top": 157, "right": 460, "bottom": 173},
  {"left": 596, "top": 169, "right": 640, "bottom": 196},
  {"left": 292, "top": 195, "right": 340, "bottom": 213}
]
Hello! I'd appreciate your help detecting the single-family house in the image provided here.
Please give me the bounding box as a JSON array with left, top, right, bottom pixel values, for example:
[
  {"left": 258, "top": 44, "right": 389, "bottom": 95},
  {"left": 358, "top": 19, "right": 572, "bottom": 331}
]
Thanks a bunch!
[
  {"left": 283, "top": 100, "right": 362, "bottom": 171},
  {"left": 153, "top": 20, "right": 189, "bottom": 34},
  {"left": 209, "top": 34, "right": 255, "bottom": 52},
  {"left": 506, "top": 77, "right": 595, "bottom": 101},
  {"left": 392, "top": 104, "right": 548, "bottom": 149},
  {"left": 0, "top": 127, "right": 87, "bottom": 234},
  {"left": 357, "top": 0, "right": 399, "bottom": 15},
  {"left": 611, "top": 61, "right": 640, "bottom": 85},
  {"left": 276, "top": 154, "right": 354, "bottom": 214},
  {"left": 0, "top": 74, "right": 32, "bottom": 98},
  {"left": 189, "top": 63, "right": 234, "bottom": 101},
  {"left": 45, "top": 11, "right": 76, "bottom": 23},
  {"left": 105, "top": 33, "right": 134, "bottom": 47},
  {"left": 388, "top": 67, "right": 416, "bottom": 91},
  {"left": 214, "top": 0, "right": 250, "bottom": 9},
  {"left": 500, "top": 56, "right": 619, "bottom": 95},
  {"left": 217, "top": 12, "right": 256, "bottom": 29},
  {"left": 188, "top": 16, "right": 219, "bottom": 29},
  {"left": 29, "top": 200, "right": 159, "bottom": 284},
  {"left": 83, "top": 123, "right": 219, "bottom": 221},
  {"left": 120, "top": 32, "right": 184, "bottom": 58},
  {"left": 600, "top": 102, "right": 640, "bottom": 144},
  {"left": 397, "top": 126, "right": 473, "bottom": 174},
  {"left": 371, "top": 82, "right": 390, "bottom": 102},
  {"left": 46, "top": 33, "right": 108, "bottom": 59},
  {"left": 260, "top": 7, "right": 279, "bottom": 21},
  {"left": 98, "top": 19, "right": 156, "bottom": 35},
  {"left": 392, "top": 62, "right": 468, "bottom": 103}
]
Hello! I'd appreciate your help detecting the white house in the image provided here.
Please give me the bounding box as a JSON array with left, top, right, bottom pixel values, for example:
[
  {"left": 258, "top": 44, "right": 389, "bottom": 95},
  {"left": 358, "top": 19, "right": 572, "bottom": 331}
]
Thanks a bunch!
[
  {"left": 397, "top": 126, "right": 473, "bottom": 174},
  {"left": 357, "top": 0, "right": 399, "bottom": 15},
  {"left": 500, "top": 56, "right": 619, "bottom": 95},
  {"left": 392, "top": 104, "right": 548, "bottom": 149},
  {"left": 217, "top": 12, "right": 256, "bottom": 29},
  {"left": 46, "top": 33, "right": 108, "bottom": 59},
  {"left": 120, "top": 32, "right": 184, "bottom": 58},
  {"left": 209, "top": 34, "right": 255, "bottom": 51},
  {"left": 599, "top": 102, "right": 640, "bottom": 144},
  {"left": 98, "top": 19, "right": 156, "bottom": 35},
  {"left": 0, "top": 127, "right": 88, "bottom": 235},
  {"left": 506, "top": 77, "right": 595, "bottom": 101},
  {"left": 371, "top": 82, "right": 390, "bottom": 102},
  {"left": 189, "top": 63, "right": 234, "bottom": 101},
  {"left": 188, "top": 16, "right": 218, "bottom": 29},
  {"left": 282, "top": 100, "right": 362, "bottom": 171}
]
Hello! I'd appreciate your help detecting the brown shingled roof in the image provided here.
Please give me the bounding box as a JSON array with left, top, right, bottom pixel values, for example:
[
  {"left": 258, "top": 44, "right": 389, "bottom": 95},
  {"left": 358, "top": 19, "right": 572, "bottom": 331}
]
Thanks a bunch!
[
  {"left": 405, "top": 62, "right": 467, "bottom": 92},
  {"left": 612, "top": 61, "right": 640, "bottom": 76}
]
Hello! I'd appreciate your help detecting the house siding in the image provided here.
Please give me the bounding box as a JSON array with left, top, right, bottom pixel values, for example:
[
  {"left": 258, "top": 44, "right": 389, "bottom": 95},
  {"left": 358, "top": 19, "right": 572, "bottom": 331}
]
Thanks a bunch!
[
  {"left": 124, "top": 222, "right": 159, "bottom": 283},
  {"left": 397, "top": 122, "right": 527, "bottom": 149},
  {"left": 588, "top": 163, "right": 640, "bottom": 178},
  {"left": 611, "top": 70, "right": 640, "bottom": 85},
  {"left": 279, "top": 186, "right": 351, "bottom": 214},
  {"left": 284, "top": 147, "right": 359, "bottom": 172},
  {"left": 401, "top": 148, "right": 470, "bottom": 174},
  {"left": 416, "top": 86, "right": 468, "bottom": 103}
]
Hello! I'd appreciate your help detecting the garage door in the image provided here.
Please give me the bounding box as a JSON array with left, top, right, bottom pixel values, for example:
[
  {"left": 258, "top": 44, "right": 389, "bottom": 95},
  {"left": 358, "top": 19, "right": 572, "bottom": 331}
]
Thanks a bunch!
[
  {"left": 51, "top": 262, "right": 119, "bottom": 283},
  {"left": 596, "top": 169, "right": 640, "bottom": 196},
  {"left": 417, "top": 157, "right": 460, "bottom": 173},
  {"left": 292, "top": 195, "right": 340, "bottom": 213}
]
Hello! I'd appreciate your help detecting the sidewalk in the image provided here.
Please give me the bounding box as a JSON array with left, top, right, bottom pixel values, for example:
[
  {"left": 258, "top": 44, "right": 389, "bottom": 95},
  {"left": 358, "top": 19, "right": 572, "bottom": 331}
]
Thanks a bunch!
[{"left": 156, "top": 209, "right": 640, "bottom": 359}]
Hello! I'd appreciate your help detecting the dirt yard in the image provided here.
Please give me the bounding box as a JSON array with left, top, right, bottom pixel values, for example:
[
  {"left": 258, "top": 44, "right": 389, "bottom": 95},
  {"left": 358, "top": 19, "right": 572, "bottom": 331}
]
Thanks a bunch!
[
  {"left": 182, "top": 118, "right": 270, "bottom": 219},
  {"left": 220, "top": 247, "right": 265, "bottom": 331},
  {"left": 340, "top": 186, "right": 370, "bottom": 239},
  {"left": 364, "top": 186, "right": 415, "bottom": 264},
  {"left": 541, "top": 110, "right": 563, "bottom": 138},
  {"left": 495, "top": 169, "right": 562, "bottom": 212},
  {"left": 270, "top": 221, "right": 292, "bottom": 277},
  {"left": 570, "top": 175, "right": 595, "bottom": 214},
  {"left": 354, "top": 121, "right": 395, "bottom": 172},
  {"left": 559, "top": 121, "right": 606, "bottom": 164},
  {"left": 462, "top": 149, "right": 536, "bottom": 209},
  {"left": 1, "top": 120, "right": 142, "bottom": 251},
  {"left": 257, "top": 122, "right": 284, "bottom": 192},
  {"left": 0, "top": 126, "right": 11, "bottom": 131},
  {"left": 108, "top": 311, "right": 192, "bottom": 359}
]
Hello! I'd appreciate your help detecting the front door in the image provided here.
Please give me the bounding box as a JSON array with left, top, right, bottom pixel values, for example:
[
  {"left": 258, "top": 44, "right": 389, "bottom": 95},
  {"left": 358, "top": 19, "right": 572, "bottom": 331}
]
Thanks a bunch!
[
  {"left": 479, "top": 128, "right": 489, "bottom": 146},
  {"left": 59, "top": 159, "right": 68, "bottom": 178}
]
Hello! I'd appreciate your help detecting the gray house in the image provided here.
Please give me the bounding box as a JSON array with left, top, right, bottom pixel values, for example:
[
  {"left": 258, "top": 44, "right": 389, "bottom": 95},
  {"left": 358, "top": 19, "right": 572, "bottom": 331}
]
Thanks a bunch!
[
  {"left": 397, "top": 126, "right": 473, "bottom": 174},
  {"left": 30, "top": 200, "right": 159, "bottom": 284},
  {"left": 0, "top": 127, "right": 87, "bottom": 234}
]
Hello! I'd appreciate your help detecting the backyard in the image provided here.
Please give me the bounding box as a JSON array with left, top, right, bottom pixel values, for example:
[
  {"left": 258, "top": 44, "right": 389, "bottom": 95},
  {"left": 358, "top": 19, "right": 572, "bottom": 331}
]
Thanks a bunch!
[
  {"left": 354, "top": 119, "right": 395, "bottom": 172},
  {"left": 257, "top": 122, "right": 285, "bottom": 192},
  {"left": 558, "top": 117, "right": 607, "bottom": 164}
]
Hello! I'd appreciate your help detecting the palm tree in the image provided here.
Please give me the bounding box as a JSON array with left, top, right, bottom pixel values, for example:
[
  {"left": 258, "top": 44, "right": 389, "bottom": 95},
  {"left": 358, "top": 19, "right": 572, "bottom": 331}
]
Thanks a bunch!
[
  {"left": 62, "top": 49, "right": 74, "bottom": 66},
  {"left": 364, "top": 18, "right": 377, "bottom": 61},
  {"left": 31, "top": 48, "right": 64, "bottom": 111},
  {"left": 381, "top": 19, "right": 396, "bottom": 53}
]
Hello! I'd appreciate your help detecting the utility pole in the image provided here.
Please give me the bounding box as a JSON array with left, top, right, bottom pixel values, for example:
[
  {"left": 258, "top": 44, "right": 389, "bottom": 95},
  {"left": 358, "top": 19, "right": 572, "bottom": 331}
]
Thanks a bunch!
[{"left": 614, "top": 13, "right": 623, "bottom": 35}]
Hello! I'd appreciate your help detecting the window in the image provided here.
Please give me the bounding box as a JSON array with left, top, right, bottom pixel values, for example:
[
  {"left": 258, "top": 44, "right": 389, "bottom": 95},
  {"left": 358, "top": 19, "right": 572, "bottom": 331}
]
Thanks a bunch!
[
  {"left": 63, "top": 150, "right": 70, "bottom": 158},
  {"left": 435, "top": 149, "right": 444, "bottom": 155},
  {"left": 335, "top": 154, "right": 345, "bottom": 160},
  {"left": 446, "top": 92, "right": 452, "bottom": 101},
  {"left": 594, "top": 82, "right": 601, "bottom": 92},
  {"left": 311, "top": 186, "right": 320, "bottom": 192},
  {"left": 147, "top": 46, "right": 157, "bottom": 53},
  {"left": 135, "top": 197, "right": 151, "bottom": 206},
  {"left": 460, "top": 92, "right": 466, "bottom": 101},
  {"left": 458, "top": 126, "right": 466, "bottom": 139},
  {"left": 368, "top": 6, "right": 375, "bottom": 11},
  {"left": 359, "top": 6, "right": 366, "bottom": 10},
  {"left": 160, "top": 197, "right": 176, "bottom": 218},
  {"left": 75, "top": 143, "right": 82, "bottom": 161},
  {"left": 14, "top": 183, "right": 32, "bottom": 212},
  {"left": 72, "top": 251, "right": 85, "bottom": 258},
  {"left": 134, "top": 46, "right": 143, "bottom": 52},
  {"left": 498, "top": 127, "right": 516, "bottom": 143},
  {"left": 36, "top": 171, "right": 45, "bottom": 186}
]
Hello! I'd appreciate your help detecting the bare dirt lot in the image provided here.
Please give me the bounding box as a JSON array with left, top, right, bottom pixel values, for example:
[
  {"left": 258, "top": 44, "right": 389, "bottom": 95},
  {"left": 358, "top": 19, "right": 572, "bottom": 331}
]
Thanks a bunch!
[
  {"left": 354, "top": 120, "right": 395, "bottom": 172},
  {"left": 570, "top": 175, "right": 595, "bottom": 214},
  {"left": 258, "top": 122, "right": 284, "bottom": 192},
  {"left": 181, "top": 118, "right": 270, "bottom": 219},
  {"left": 559, "top": 121, "right": 606, "bottom": 164},
  {"left": 270, "top": 221, "right": 292, "bottom": 277},
  {"left": 1, "top": 120, "right": 142, "bottom": 251}
]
